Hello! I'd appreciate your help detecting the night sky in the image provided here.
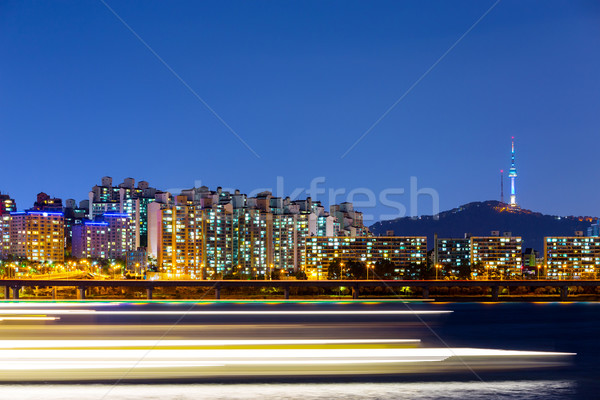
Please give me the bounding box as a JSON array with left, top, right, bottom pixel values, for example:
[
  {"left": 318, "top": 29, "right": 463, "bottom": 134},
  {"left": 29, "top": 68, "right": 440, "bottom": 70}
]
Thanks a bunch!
[{"left": 1, "top": 1, "right": 599, "bottom": 224}]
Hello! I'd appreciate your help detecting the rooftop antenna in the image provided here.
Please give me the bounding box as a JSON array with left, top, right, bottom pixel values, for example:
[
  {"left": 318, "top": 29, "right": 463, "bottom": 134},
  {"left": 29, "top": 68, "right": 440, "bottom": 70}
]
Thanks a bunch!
[{"left": 500, "top": 169, "right": 504, "bottom": 203}]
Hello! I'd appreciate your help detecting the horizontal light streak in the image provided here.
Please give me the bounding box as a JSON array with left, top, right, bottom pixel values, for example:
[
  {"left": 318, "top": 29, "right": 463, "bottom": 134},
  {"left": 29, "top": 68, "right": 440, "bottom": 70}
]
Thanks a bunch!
[
  {"left": 0, "top": 348, "right": 576, "bottom": 364},
  {"left": 0, "top": 345, "right": 575, "bottom": 375},
  {"left": 0, "top": 359, "right": 442, "bottom": 370},
  {"left": 0, "top": 317, "right": 59, "bottom": 321},
  {"left": 0, "top": 303, "right": 121, "bottom": 308},
  {"left": 0, "top": 339, "right": 420, "bottom": 349},
  {"left": 0, "top": 309, "right": 452, "bottom": 316},
  {"left": 0, "top": 310, "right": 96, "bottom": 314}
]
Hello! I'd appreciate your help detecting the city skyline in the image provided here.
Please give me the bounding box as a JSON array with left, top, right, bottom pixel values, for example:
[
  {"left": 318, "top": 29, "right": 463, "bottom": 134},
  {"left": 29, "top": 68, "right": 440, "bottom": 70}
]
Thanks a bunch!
[
  {"left": 1, "top": 172, "right": 598, "bottom": 279},
  {"left": 1, "top": 1, "right": 599, "bottom": 219},
  {"left": 1, "top": 3, "right": 598, "bottom": 396}
]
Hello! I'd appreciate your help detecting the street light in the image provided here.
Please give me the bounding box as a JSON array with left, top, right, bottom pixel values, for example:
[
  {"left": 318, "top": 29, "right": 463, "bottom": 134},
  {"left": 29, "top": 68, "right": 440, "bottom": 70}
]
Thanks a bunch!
[
  {"left": 435, "top": 264, "right": 442, "bottom": 280},
  {"left": 340, "top": 262, "right": 344, "bottom": 280}
]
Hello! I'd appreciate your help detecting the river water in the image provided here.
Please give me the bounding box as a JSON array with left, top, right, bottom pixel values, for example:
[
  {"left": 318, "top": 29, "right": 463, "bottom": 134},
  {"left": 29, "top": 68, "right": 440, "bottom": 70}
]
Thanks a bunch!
[{"left": 0, "top": 300, "right": 596, "bottom": 399}]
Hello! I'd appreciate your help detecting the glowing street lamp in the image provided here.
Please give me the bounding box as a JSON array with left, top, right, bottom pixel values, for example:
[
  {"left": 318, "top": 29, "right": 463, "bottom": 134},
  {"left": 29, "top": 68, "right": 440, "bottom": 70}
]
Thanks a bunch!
[
  {"left": 435, "top": 264, "right": 442, "bottom": 280},
  {"left": 366, "top": 263, "right": 374, "bottom": 280}
]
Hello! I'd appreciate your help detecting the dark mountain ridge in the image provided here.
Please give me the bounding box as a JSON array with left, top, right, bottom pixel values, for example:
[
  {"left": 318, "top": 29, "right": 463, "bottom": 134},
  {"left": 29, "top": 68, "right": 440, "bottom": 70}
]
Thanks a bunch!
[{"left": 370, "top": 201, "right": 597, "bottom": 252}]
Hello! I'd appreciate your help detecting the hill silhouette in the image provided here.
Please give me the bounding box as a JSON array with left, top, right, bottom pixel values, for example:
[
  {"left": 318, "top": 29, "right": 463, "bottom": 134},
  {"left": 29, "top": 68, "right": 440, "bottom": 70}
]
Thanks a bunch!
[{"left": 370, "top": 201, "right": 597, "bottom": 252}]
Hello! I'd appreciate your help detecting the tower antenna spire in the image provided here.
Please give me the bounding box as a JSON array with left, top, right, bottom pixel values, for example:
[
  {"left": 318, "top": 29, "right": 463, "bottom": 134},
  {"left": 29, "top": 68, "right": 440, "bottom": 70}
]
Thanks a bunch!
[{"left": 508, "top": 137, "right": 518, "bottom": 207}]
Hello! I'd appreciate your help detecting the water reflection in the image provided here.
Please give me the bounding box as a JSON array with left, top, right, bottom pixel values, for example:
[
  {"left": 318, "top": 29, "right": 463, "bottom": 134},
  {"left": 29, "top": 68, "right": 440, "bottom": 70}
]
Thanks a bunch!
[{"left": 0, "top": 381, "right": 576, "bottom": 400}]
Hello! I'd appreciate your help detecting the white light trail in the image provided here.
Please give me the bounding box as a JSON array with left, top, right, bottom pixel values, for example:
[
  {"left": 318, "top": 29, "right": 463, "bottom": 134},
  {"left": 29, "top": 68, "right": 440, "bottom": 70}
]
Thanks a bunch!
[
  {"left": 0, "top": 339, "right": 420, "bottom": 349},
  {"left": 0, "top": 348, "right": 576, "bottom": 365},
  {"left": 0, "top": 340, "right": 575, "bottom": 376}
]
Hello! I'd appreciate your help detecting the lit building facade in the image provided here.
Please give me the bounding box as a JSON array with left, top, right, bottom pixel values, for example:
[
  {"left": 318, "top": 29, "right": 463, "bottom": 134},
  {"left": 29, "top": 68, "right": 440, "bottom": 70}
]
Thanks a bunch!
[
  {"left": 544, "top": 237, "right": 600, "bottom": 280},
  {"left": 123, "top": 196, "right": 155, "bottom": 248},
  {"left": 90, "top": 201, "right": 120, "bottom": 219},
  {"left": 201, "top": 204, "right": 237, "bottom": 278},
  {"left": 470, "top": 235, "right": 522, "bottom": 278},
  {"left": 147, "top": 187, "right": 368, "bottom": 279},
  {"left": 32, "top": 192, "right": 63, "bottom": 212},
  {"left": 9, "top": 211, "right": 64, "bottom": 262},
  {"left": 436, "top": 237, "right": 471, "bottom": 276},
  {"left": 304, "top": 236, "right": 427, "bottom": 280},
  {"left": 587, "top": 220, "right": 599, "bottom": 237},
  {"left": 72, "top": 221, "right": 109, "bottom": 259},
  {"left": 0, "top": 214, "right": 11, "bottom": 258},
  {"left": 126, "top": 249, "right": 147, "bottom": 273},
  {"left": 63, "top": 199, "right": 88, "bottom": 251},
  {"left": 0, "top": 193, "right": 15, "bottom": 259},
  {"left": 0, "top": 192, "right": 17, "bottom": 214},
  {"left": 103, "top": 213, "right": 136, "bottom": 259},
  {"left": 149, "top": 198, "right": 203, "bottom": 278},
  {"left": 71, "top": 213, "right": 135, "bottom": 260},
  {"left": 330, "top": 202, "right": 369, "bottom": 237},
  {"left": 271, "top": 213, "right": 311, "bottom": 274},
  {"left": 88, "top": 176, "right": 158, "bottom": 248}
]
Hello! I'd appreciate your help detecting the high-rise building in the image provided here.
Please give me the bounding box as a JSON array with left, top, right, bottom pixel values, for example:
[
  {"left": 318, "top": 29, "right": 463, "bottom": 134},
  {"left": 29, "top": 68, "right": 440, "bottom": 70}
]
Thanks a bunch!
[
  {"left": 0, "top": 192, "right": 16, "bottom": 259},
  {"left": 225, "top": 207, "right": 268, "bottom": 278},
  {"left": 435, "top": 236, "right": 471, "bottom": 275},
  {"left": 72, "top": 221, "right": 110, "bottom": 259},
  {"left": 147, "top": 187, "right": 369, "bottom": 279},
  {"left": 330, "top": 202, "right": 369, "bottom": 236},
  {"left": 88, "top": 177, "right": 157, "bottom": 248},
  {"left": 0, "top": 214, "right": 11, "bottom": 258},
  {"left": 304, "top": 236, "right": 427, "bottom": 280},
  {"left": 544, "top": 236, "right": 600, "bottom": 280},
  {"left": 32, "top": 192, "right": 63, "bottom": 212},
  {"left": 63, "top": 199, "right": 88, "bottom": 252},
  {"left": 9, "top": 211, "right": 64, "bottom": 262},
  {"left": 587, "top": 220, "right": 599, "bottom": 237},
  {"left": 72, "top": 213, "right": 136, "bottom": 260},
  {"left": 126, "top": 249, "right": 147, "bottom": 273},
  {"left": 0, "top": 192, "right": 17, "bottom": 214},
  {"left": 103, "top": 213, "right": 136, "bottom": 259},
  {"left": 471, "top": 234, "right": 522, "bottom": 278},
  {"left": 148, "top": 196, "right": 203, "bottom": 278}
]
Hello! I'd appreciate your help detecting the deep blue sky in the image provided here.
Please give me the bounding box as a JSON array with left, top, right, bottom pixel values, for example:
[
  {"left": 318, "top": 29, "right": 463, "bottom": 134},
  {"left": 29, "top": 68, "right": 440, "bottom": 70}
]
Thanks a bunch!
[{"left": 1, "top": 1, "right": 599, "bottom": 224}]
